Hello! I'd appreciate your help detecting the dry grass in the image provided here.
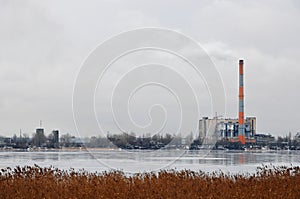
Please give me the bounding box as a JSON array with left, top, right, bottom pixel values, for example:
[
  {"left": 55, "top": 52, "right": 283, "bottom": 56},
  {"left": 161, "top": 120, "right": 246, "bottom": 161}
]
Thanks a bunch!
[{"left": 0, "top": 165, "right": 300, "bottom": 199}]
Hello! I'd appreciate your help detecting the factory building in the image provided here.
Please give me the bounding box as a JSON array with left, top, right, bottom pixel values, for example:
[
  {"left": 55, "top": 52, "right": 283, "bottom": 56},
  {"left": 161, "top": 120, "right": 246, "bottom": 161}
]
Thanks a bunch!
[
  {"left": 198, "top": 60, "right": 256, "bottom": 144},
  {"left": 199, "top": 116, "right": 256, "bottom": 141}
]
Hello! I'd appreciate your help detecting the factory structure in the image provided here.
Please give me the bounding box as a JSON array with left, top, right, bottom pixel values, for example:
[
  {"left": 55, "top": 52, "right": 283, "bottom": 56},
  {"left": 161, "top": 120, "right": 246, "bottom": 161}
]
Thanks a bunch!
[
  {"left": 199, "top": 60, "right": 256, "bottom": 145},
  {"left": 199, "top": 116, "right": 256, "bottom": 144}
]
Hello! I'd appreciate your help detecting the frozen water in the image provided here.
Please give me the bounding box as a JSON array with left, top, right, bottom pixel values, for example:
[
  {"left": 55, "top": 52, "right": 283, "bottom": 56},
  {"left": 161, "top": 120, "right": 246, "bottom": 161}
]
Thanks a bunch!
[{"left": 0, "top": 149, "right": 299, "bottom": 174}]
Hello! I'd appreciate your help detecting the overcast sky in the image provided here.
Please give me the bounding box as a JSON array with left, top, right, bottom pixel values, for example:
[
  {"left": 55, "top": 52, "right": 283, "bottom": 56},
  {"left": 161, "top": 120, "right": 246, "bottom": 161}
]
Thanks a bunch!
[{"left": 0, "top": 0, "right": 299, "bottom": 137}]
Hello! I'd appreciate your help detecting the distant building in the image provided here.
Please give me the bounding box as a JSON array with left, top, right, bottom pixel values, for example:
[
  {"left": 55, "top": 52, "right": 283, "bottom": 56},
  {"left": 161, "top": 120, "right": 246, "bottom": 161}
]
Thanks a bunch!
[
  {"left": 36, "top": 128, "right": 44, "bottom": 135},
  {"left": 52, "top": 130, "right": 59, "bottom": 148},
  {"left": 254, "top": 134, "right": 275, "bottom": 145},
  {"left": 60, "top": 134, "right": 83, "bottom": 147},
  {"left": 199, "top": 117, "right": 257, "bottom": 141},
  {"left": 33, "top": 128, "right": 46, "bottom": 147}
]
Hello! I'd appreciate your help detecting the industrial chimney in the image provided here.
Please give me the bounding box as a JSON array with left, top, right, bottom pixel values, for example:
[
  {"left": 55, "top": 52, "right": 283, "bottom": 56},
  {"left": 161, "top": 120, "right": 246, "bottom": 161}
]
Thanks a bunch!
[{"left": 238, "top": 60, "right": 246, "bottom": 144}]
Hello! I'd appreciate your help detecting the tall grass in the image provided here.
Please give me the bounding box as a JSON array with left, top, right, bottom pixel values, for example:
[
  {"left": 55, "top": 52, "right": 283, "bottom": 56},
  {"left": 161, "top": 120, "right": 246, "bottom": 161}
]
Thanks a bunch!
[{"left": 0, "top": 165, "right": 299, "bottom": 198}]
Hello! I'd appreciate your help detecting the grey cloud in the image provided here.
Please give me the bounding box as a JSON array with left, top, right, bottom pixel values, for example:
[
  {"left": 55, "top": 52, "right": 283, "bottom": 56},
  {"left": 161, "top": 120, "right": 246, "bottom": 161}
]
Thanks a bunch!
[{"left": 0, "top": 0, "right": 299, "bottom": 137}]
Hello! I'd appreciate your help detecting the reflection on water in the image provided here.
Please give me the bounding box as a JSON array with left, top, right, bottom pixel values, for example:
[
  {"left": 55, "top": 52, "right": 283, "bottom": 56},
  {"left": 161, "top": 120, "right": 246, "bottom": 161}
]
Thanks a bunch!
[{"left": 0, "top": 150, "right": 299, "bottom": 173}]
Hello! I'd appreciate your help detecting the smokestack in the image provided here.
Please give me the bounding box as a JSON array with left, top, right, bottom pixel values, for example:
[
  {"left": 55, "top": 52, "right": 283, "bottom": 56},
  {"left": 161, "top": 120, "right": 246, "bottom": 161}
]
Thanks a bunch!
[{"left": 238, "top": 60, "right": 246, "bottom": 144}]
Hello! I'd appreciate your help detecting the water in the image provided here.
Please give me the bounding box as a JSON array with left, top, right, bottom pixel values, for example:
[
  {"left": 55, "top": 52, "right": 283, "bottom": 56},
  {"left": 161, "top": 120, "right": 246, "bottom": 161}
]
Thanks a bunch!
[{"left": 0, "top": 149, "right": 299, "bottom": 174}]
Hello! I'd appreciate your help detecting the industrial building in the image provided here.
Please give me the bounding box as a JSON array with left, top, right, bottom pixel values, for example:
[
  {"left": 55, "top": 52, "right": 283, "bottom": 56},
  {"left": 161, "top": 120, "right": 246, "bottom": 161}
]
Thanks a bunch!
[
  {"left": 34, "top": 127, "right": 45, "bottom": 147},
  {"left": 52, "top": 130, "right": 59, "bottom": 148},
  {"left": 198, "top": 60, "right": 256, "bottom": 144},
  {"left": 254, "top": 134, "right": 275, "bottom": 145},
  {"left": 199, "top": 116, "right": 256, "bottom": 142}
]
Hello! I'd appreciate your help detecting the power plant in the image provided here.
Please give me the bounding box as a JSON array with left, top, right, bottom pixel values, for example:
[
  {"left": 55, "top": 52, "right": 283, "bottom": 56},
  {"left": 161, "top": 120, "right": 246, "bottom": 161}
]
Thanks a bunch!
[{"left": 199, "top": 59, "right": 256, "bottom": 145}]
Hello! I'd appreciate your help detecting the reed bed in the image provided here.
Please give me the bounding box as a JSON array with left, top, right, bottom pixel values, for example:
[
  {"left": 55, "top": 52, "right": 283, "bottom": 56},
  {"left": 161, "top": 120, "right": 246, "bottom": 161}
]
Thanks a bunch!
[{"left": 0, "top": 165, "right": 300, "bottom": 199}]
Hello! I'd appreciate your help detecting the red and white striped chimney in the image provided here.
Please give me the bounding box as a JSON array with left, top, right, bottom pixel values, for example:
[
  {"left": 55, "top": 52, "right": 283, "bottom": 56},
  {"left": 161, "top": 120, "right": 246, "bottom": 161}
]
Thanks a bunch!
[{"left": 238, "top": 60, "right": 246, "bottom": 144}]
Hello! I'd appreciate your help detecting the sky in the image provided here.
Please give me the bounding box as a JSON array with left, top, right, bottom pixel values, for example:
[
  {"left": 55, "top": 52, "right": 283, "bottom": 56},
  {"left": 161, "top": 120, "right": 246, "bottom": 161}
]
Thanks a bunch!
[{"left": 0, "top": 0, "right": 299, "bottom": 137}]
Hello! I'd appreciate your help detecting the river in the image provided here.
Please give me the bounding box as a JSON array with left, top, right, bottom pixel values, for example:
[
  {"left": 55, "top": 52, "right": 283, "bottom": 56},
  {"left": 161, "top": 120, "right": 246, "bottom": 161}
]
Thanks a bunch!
[{"left": 0, "top": 149, "right": 299, "bottom": 174}]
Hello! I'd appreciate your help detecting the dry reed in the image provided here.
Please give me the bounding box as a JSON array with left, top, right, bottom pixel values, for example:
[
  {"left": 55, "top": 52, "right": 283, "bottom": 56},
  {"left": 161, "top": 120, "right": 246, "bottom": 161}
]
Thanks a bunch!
[{"left": 0, "top": 165, "right": 299, "bottom": 198}]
